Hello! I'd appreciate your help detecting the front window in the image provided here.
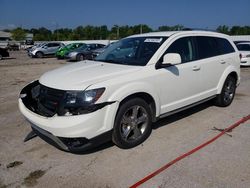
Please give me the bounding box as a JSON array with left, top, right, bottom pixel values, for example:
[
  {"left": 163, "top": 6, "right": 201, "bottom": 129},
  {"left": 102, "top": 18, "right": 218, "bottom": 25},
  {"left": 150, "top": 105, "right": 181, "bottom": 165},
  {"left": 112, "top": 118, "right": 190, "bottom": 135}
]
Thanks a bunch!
[{"left": 95, "top": 37, "right": 167, "bottom": 66}]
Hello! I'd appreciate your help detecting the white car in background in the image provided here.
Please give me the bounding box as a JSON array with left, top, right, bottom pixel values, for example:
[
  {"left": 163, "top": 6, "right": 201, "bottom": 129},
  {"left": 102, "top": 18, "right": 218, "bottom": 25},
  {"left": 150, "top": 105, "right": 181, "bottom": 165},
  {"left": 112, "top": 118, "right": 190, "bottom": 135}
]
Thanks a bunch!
[
  {"left": 19, "top": 31, "right": 240, "bottom": 152},
  {"left": 236, "top": 42, "right": 250, "bottom": 66}
]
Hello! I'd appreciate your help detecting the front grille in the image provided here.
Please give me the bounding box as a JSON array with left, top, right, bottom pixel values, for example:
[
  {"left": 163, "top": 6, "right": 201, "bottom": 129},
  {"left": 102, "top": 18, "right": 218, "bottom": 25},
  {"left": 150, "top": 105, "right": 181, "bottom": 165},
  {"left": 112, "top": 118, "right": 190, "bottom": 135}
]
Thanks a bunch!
[
  {"left": 37, "top": 85, "right": 65, "bottom": 117},
  {"left": 21, "top": 81, "right": 66, "bottom": 117}
]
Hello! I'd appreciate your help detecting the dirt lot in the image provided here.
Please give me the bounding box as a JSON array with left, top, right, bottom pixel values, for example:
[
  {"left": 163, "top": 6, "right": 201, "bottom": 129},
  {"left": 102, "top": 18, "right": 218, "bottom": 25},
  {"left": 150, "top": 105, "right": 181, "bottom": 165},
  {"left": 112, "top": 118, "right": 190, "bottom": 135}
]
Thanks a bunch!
[{"left": 0, "top": 51, "right": 250, "bottom": 188}]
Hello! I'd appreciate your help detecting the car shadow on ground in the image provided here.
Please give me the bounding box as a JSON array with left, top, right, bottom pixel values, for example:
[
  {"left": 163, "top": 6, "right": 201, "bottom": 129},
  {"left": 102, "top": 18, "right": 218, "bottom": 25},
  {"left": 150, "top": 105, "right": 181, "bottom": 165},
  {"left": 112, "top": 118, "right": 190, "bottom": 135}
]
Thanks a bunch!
[
  {"left": 152, "top": 101, "right": 213, "bottom": 130},
  {"left": 75, "top": 101, "right": 213, "bottom": 155},
  {"left": 0, "top": 57, "right": 17, "bottom": 60},
  {"left": 73, "top": 141, "right": 115, "bottom": 155}
]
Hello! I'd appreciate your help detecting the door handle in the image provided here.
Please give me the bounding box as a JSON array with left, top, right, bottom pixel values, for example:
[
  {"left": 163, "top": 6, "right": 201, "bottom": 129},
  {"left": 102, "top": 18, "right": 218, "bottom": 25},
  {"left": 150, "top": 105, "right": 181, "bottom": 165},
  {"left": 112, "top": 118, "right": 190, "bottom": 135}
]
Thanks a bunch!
[
  {"left": 220, "top": 60, "right": 226, "bottom": 64},
  {"left": 192, "top": 65, "right": 200, "bottom": 71}
]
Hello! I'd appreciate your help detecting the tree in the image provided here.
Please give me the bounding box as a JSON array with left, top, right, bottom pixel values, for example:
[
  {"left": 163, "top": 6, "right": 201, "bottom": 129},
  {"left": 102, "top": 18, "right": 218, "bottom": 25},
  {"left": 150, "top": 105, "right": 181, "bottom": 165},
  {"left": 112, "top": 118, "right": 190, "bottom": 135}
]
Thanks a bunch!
[
  {"left": 32, "top": 27, "right": 52, "bottom": 41},
  {"left": 132, "top": 24, "right": 153, "bottom": 34},
  {"left": 216, "top": 25, "right": 230, "bottom": 34},
  {"left": 158, "top": 25, "right": 184, "bottom": 31},
  {"left": 11, "top": 27, "right": 26, "bottom": 41}
]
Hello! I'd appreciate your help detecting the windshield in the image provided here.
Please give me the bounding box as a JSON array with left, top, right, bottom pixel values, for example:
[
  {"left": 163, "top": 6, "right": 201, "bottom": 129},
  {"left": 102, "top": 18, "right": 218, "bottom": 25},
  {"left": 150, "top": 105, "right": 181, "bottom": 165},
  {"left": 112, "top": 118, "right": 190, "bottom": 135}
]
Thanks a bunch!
[
  {"left": 95, "top": 37, "right": 167, "bottom": 66},
  {"left": 77, "top": 43, "right": 88, "bottom": 50}
]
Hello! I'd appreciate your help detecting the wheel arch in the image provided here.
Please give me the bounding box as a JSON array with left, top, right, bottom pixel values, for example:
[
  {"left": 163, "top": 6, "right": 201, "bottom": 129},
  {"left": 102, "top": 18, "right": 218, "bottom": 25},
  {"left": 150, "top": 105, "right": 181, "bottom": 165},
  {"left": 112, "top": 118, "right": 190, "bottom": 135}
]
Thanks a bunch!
[
  {"left": 35, "top": 51, "right": 44, "bottom": 57},
  {"left": 118, "top": 92, "right": 157, "bottom": 122},
  {"left": 217, "top": 66, "right": 240, "bottom": 94},
  {"left": 102, "top": 82, "right": 161, "bottom": 132}
]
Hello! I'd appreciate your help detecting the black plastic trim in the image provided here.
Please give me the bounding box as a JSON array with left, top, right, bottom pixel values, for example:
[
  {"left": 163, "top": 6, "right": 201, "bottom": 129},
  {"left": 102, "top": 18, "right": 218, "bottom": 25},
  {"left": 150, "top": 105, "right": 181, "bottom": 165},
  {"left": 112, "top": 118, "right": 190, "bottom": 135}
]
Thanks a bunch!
[
  {"left": 29, "top": 123, "right": 113, "bottom": 153},
  {"left": 158, "top": 95, "right": 216, "bottom": 120}
]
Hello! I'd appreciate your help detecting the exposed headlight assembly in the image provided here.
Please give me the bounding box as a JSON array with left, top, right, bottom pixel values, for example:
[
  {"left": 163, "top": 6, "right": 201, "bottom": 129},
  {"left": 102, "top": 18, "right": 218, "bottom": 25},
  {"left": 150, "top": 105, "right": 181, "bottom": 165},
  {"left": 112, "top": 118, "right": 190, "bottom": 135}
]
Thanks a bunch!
[
  {"left": 20, "top": 81, "right": 114, "bottom": 117},
  {"left": 61, "top": 88, "right": 107, "bottom": 115}
]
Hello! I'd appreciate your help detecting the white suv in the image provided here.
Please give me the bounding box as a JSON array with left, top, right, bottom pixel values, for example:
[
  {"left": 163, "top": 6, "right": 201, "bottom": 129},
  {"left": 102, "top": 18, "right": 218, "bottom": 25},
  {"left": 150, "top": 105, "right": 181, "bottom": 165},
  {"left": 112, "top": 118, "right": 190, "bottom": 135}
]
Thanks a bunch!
[{"left": 19, "top": 31, "right": 240, "bottom": 152}]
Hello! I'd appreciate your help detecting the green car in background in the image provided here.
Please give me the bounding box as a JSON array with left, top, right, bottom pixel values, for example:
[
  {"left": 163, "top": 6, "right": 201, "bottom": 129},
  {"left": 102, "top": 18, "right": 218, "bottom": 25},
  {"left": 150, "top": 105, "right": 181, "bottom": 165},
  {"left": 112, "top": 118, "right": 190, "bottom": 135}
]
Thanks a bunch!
[{"left": 56, "top": 43, "right": 85, "bottom": 59}]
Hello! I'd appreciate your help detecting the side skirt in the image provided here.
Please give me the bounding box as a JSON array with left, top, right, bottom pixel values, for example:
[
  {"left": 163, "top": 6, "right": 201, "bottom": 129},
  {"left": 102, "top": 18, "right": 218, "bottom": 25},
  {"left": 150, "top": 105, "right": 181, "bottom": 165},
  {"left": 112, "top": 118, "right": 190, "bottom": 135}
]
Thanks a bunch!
[{"left": 158, "top": 95, "right": 216, "bottom": 120}]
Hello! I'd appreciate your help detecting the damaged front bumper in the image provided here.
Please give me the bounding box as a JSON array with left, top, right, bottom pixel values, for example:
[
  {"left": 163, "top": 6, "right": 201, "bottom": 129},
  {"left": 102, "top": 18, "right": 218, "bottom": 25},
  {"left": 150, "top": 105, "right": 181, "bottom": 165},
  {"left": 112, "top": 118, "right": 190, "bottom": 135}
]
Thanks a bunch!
[
  {"left": 19, "top": 81, "right": 117, "bottom": 152},
  {"left": 25, "top": 123, "right": 112, "bottom": 152}
]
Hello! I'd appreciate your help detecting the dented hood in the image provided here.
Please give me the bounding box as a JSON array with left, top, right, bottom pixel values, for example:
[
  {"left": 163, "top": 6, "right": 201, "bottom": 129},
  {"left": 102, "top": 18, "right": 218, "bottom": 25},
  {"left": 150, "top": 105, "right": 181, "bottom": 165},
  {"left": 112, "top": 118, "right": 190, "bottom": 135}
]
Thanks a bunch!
[{"left": 39, "top": 60, "right": 141, "bottom": 90}]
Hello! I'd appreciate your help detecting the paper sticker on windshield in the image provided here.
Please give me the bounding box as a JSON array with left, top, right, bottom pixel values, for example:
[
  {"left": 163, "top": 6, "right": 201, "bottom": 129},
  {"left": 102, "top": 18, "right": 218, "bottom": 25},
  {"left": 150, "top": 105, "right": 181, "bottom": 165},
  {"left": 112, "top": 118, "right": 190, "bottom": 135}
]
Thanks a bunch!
[{"left": 144, "top": 38, "right": 162, "bottom": 43}]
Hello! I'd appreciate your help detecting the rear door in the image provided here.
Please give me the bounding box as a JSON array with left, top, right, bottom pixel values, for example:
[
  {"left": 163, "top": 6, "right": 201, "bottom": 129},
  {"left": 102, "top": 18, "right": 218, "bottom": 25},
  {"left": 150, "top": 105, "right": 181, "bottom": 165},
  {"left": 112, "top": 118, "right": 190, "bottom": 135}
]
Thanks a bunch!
[
  {"left": 46, "top": 43, "right": 61, "bottom": 54},
  {"left": 194, "top": 36, "right": 235, "bottom": 97}
]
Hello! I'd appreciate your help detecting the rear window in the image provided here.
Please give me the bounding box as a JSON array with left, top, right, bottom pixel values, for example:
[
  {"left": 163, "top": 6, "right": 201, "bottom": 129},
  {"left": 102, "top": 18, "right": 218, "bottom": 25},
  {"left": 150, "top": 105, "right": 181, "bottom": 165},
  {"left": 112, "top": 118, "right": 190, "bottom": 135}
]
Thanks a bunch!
[{"left": 236, "top": 44, "right": 250, "bottom": 51}]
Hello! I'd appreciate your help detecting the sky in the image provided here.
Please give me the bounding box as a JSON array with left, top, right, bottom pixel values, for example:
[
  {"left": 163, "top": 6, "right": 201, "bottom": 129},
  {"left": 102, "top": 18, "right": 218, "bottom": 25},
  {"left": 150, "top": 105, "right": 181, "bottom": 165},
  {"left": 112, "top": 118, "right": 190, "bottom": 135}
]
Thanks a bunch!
[{"left": 0, "top": 0, "right": 250, "bottom": 30}]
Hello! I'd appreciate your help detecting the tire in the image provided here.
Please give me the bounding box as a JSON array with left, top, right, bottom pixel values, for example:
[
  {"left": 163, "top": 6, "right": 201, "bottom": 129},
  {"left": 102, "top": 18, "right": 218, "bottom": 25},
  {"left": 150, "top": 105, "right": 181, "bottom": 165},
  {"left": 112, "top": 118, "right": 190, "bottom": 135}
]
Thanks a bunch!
[
  {"left": 214, "top": 75, "right": 236, "bottom": 107},
  {"left": 77, "top": 54, "right": 84, "bottom": 61},
  {"left": 0, "top": 54, "right": 3, "bottom": 60},
  {"left": 112, "top": 98, "right": 152, "bottom": 149},
  {"left": 36, "top": 52, "right": 43, "bottom": 58}
]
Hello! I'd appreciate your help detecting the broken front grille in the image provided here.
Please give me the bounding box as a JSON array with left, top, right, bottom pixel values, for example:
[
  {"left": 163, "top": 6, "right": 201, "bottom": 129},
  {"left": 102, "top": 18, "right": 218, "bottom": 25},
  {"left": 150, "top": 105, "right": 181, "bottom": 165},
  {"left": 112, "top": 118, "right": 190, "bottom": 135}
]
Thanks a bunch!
[
  {"left": 37, "top": 85, "right": 65, "bottom": 117},
  {"left": 21, "top": 81, "right": 66, "bottom": 117}
]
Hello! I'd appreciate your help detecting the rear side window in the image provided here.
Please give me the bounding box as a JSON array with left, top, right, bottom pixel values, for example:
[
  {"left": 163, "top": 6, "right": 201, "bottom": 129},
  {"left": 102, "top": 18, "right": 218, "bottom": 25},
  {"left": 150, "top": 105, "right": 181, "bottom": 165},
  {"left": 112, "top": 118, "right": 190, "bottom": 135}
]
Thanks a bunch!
[
  {"left": 216, "top": 38, "right": 235, "bottom": 54},
  {"left": 237, "top": 44, "right": 250, "bottom": 51},
  {"left": 164, "top": 37, "right": 196, "bottom": 63},
  {"left": 196, "top": 36, "right": 219, "bottom": 59},
  {"left": 196, "top": 36, "right": 235, "bottom": 60}
]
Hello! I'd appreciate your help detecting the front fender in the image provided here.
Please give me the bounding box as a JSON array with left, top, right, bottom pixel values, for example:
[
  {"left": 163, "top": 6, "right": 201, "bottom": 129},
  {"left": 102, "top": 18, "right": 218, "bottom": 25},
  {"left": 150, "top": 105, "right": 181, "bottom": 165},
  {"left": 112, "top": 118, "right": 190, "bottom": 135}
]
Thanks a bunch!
[
  {"left": 107, "top": 81, "right": 161, "bottom": 116},
  {"left": 100, "top": 81, "right": 161, "bottom": 132}
]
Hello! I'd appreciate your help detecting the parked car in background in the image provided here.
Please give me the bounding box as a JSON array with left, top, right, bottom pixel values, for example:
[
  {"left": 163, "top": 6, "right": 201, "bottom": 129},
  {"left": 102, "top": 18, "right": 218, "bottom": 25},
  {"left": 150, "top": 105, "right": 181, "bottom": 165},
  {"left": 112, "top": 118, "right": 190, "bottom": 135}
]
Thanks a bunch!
[
  {"left": 29, "top": 42, "right": 64, "bottom": 58},
  {"left": 25, "top": 40, "right": 34, "bottom": 45},
  {"left": 92, "top": 42, "right": 115, "bottom": 58},
  {"left": 236, "top": 42, "right": 250, "bottom": 66},
  {"left": 19, "top": 31, "right": 240, "bottom": 152},
  {"left": 65, "top": 43, "right": 105, "bottom": 61},
  {"left": 0, "top": 47, "right": 9, "bottom": 60},
  {"left": 7, "top": 43, "right": 19, "bottom": 51},
  {"left": 26, "top": 43, "right": 44, "bottom": 53},
  {"left": 234, "top": 40, "right": 250, "bottom": 45},
  {"left": 56, "top": 43, "right": 85, "bottom": 59}
]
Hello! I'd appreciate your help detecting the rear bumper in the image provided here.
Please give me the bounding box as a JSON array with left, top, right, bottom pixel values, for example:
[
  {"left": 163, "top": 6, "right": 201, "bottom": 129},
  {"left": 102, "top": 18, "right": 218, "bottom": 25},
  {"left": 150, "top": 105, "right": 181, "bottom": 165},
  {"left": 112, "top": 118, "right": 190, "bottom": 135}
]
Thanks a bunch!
[
  {"left": 30, "top": 123, "right": 112, "bottom": 152},
  {"left": 240, "top": 57, "right": 250, "bottom": 66},
  {"left": 65, "top": 55, "right": 76, "bottom": 61},
  {"left": 56, "top": 54, "right": 65, "bottom": 59}
]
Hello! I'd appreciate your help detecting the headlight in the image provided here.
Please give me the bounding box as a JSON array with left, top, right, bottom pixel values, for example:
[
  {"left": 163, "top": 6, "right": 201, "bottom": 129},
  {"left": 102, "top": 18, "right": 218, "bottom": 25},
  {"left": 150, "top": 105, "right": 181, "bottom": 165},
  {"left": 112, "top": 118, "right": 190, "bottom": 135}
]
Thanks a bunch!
[
  {"left": 65, "top": 88, "right": 105, "bottom": 105},
  {"left": 61, "top": 88, "right": 105, "bottom": 115}
]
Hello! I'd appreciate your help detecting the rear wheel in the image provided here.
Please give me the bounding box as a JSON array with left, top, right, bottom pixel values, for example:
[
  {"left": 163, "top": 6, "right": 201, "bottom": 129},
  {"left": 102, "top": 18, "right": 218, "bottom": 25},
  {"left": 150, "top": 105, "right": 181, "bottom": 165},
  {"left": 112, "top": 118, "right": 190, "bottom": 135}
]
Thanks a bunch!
[
  {"left": 77, "top": 54, "right": 85, "bottom": 61},
  {"left": 214, "top": 75, "right": 236, "bottom": 107},
  {"left": 36, "top": 51, "right": 43, "bottom": 58},
  {"left": 112, "top": 98, "right": 152, "bottom": 149}
]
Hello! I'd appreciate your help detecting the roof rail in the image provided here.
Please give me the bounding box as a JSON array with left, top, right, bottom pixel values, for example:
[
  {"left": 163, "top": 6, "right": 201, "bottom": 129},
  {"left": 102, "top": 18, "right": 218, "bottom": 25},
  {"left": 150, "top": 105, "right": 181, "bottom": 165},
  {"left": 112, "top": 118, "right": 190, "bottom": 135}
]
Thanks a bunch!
[{"left": 182, "top": 28, "right": 217, "bottom": 32}]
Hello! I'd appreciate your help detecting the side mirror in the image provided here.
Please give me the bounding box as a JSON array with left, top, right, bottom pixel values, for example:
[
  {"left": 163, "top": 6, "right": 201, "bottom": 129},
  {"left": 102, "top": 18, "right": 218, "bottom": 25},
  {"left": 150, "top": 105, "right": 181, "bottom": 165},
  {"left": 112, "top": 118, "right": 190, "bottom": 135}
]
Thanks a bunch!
[{"left": 163, "top": 53, "right": 181, "bottom": 66}]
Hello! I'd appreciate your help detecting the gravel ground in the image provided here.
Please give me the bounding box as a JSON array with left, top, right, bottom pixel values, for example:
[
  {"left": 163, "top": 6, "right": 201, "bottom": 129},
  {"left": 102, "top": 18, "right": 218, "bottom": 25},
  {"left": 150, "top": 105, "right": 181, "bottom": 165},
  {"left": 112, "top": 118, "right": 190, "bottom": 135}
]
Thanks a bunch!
[{"left": 0, "top": 51, "right": 250, "bottom": 188}]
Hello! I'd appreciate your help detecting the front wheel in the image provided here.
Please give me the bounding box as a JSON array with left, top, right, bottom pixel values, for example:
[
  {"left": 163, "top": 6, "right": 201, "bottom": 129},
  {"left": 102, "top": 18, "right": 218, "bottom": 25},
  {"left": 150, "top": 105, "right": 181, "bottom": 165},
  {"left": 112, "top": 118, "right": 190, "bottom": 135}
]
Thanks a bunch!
[
  {"left": 112, "top": 98, "right": 152, "bottom": 149},
  {"left": 76, "top": 54, "right": 85, "bottom": 61},
  {"left": 36, "top": 52, "right": 43, "bottom": 58},
  {"left": 214, "top": 75, "right": 236, "bottom": 107}
]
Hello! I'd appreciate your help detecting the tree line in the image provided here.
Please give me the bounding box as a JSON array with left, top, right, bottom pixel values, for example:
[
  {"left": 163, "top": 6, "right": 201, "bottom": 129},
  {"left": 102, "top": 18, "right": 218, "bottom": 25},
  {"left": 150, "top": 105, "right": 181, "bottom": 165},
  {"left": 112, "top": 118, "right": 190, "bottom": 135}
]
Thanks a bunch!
[{"left": 6, "top": 24, "right": 250, "bottom": 41}]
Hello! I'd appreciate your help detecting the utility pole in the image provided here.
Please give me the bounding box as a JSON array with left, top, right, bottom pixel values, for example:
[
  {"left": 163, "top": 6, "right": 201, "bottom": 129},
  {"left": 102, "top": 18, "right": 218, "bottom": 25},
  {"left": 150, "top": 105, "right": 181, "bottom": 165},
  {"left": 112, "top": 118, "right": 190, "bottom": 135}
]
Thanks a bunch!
[
  {"left": 56, "top": 22, "right": 59, "bottom": 41},
  {"left": 140, "top": 24, "right": 142, "bottom": 34},
  {"left": 114, "top": 25, "right": 119, "bottom": 39}
]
